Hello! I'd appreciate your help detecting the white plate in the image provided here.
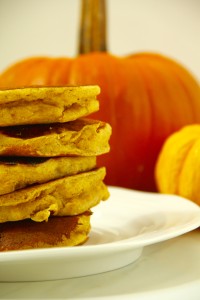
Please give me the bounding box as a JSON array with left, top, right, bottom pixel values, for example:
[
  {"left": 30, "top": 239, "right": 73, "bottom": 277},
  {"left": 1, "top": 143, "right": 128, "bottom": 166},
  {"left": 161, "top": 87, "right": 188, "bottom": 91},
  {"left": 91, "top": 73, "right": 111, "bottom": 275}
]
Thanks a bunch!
[
  {"left": 0, "top": 186, "right": 200, "bottom": 282},
  {"left": 1, "top": 230, "right": 200, "bottom": 299}
]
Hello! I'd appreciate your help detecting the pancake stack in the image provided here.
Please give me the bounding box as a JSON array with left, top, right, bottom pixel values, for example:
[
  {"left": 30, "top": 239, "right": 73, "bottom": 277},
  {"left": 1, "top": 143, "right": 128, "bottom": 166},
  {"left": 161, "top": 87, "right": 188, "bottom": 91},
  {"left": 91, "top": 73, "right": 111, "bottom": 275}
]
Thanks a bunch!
[{"left": 0, "top": 85, "right": 111, "bottom": 251}]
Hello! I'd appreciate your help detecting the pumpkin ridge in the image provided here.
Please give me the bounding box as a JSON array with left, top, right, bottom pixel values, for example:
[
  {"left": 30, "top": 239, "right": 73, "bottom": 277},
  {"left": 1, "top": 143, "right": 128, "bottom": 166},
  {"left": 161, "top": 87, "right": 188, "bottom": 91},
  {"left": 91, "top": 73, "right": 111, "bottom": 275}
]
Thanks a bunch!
[
  {"left": 49, "top": 58, "right": 72, "bottom": 86},
  {"left": 155, "top": 125, "right": 200, "bottom": 194},
  {"left": 135, "top": 54, "right": 200, "bottom": 122},
  {"left": 129, "top": 61, "right": 157, "bottom": 190},
  {"left": 143, "top": 59, "right": 196, "bottom": 126},
  {"left": 156, "top": 58, "right": 200, "bottom": 122},
  {"left": 175, "top": 142, "right": 197, "bottom": 195},
  {"left": 178, "top": 138, "right": 200, "bottom": 205}
]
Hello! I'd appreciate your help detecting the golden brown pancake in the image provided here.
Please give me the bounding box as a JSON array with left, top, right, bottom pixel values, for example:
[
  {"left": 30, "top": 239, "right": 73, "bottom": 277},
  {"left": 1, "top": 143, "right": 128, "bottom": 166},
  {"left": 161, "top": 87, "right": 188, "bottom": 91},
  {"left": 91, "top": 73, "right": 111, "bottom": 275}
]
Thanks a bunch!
[
  {"left": 0, "top": 156, "right": 96, "bottom": 195},
  {"left": 0, "top": 85, "right": 111, "bottom": 251},
  {"left": 0, "top": 212, "right": 91, "bottom": 251},
  {"left": 0, "top": 118, "right": 112, "bottom": 157},
  {"left": 0, "top": 85, "right": 100, "bottom": 126},
  {"left": 0, "top": 167, "right": 109, "bottom": 223}
]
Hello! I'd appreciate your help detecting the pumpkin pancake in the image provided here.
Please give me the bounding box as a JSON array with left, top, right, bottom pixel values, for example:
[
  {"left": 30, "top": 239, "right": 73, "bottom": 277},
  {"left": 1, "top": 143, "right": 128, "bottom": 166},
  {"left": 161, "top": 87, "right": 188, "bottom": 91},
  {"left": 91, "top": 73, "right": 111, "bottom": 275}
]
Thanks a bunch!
[
  {"left": 0, "top": 212, "right": 91, "bottom": 251},
  {"left": 0, "top": 118, "right": 111, "bottom": 157},
  {"left": 0, "top": 156, "right": 96, "bottom": 195},
  {"left": 0, "top": 85, "right": 100, "bottom": 126},
  {"left": 0, "top": 167, "right": 109, "bottom": 223}
]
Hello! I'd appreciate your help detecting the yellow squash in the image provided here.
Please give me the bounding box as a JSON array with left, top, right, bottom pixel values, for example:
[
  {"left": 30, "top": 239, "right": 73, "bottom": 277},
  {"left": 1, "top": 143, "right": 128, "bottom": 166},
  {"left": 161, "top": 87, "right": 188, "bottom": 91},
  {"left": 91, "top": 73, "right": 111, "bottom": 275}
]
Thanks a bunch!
[{"left": 155, "top": 125, "right": 200, "bottom": 205}]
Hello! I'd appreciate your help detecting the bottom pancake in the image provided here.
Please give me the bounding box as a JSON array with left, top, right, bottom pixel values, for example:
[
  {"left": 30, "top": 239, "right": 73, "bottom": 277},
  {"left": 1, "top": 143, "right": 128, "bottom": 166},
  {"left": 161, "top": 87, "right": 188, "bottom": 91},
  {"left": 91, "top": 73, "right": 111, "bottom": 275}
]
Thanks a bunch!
[{"left": 0, "top": 212, "right": 91, "bottom": 251}]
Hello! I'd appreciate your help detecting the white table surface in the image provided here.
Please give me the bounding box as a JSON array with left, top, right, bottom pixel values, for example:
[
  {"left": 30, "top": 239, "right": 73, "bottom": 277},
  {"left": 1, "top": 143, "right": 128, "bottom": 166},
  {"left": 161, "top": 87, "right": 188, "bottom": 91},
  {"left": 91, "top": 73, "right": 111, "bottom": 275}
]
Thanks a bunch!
[{"left": 0, "top": 228, "right": 199, "bottom": 300}]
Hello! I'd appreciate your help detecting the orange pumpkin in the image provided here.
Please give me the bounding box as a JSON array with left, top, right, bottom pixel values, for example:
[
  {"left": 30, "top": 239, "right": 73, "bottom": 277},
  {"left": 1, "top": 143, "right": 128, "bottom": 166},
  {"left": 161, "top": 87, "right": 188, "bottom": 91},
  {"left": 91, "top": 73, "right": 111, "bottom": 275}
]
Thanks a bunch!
[
  {"left": 1, "top": 0, "right": 200, "bottom": 192},
  {"left": 155, "top": 124, "right": 200, "bottom": 205}
]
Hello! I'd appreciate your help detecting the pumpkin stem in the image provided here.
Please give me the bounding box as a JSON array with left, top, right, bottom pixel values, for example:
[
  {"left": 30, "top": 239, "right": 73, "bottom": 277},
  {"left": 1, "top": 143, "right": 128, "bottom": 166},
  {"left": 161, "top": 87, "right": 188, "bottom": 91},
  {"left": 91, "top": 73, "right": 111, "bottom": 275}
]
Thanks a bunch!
[{"left": 78, "top": 0, "right": 107, "bottom": 54}]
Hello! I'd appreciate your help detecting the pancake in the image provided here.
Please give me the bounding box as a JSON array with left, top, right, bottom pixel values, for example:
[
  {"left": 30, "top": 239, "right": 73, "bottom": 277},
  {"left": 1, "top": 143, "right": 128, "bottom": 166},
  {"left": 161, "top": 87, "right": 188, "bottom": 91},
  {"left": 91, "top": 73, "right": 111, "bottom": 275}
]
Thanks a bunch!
[
  {"left": 0, "top": 181, "right": 108, "bottom": 223},
  {"left": 0, "top": 212, "right": 91, "bottom": 251},
  {"left": 0, "top": 156, "right": 96, "bottom": 195},
  {"left": 0, "top": 85, "right": 100, "bottom": 126},
  {"left": 0, "top": 167, "right": 109, "bottom": 223},
  {"left": 0, "top": 118, "right": 112, "bottom": 157},
  {"left": 0, "top": 85, "right": 111, "bottom": 251}
]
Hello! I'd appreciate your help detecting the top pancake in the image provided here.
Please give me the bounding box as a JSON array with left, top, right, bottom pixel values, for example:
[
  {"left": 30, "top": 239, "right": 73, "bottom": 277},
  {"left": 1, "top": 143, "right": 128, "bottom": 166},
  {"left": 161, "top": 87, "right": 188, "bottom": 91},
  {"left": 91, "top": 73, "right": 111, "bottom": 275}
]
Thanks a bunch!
[{"left": 0, "top": 85, "right": 100, "bottom": 126}]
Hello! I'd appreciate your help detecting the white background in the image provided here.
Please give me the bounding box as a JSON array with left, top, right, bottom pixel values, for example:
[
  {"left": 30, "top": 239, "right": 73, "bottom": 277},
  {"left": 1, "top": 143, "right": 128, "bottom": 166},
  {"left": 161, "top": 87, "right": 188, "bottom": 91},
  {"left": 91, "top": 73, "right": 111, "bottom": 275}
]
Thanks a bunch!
[{"left": 0, "top": 0, "right": 200, "bottom": 80}]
